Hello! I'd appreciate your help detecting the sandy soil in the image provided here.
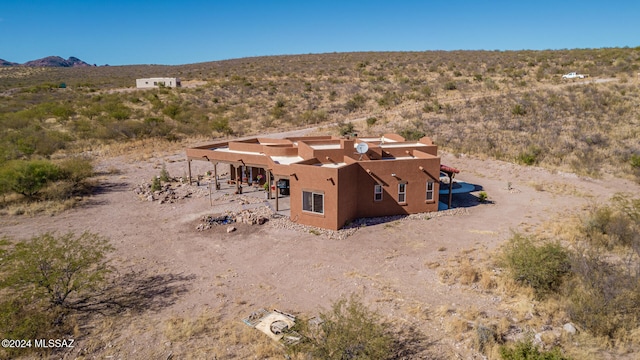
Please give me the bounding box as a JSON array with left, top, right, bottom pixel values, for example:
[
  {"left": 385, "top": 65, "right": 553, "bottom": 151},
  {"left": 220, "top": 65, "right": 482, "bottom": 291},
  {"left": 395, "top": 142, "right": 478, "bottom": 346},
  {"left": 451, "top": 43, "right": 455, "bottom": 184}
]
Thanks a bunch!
[{"left": 1, "top": 145, "right": 638, "bottom": 359}]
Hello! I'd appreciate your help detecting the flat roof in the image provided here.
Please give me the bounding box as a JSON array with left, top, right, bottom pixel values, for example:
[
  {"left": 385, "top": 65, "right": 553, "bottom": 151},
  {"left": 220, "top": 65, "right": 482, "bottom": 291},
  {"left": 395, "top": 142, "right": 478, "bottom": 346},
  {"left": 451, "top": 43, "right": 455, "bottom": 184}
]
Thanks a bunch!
[
  {"left": 309, "top": 143, "right": 342, "bottom": 150},
  {"left": 380, "top": 142, "right": 427, "bottom": 148},
  {"left": 212, "top": 147, "right": 265, "bottom": 156},
  {"left": 315, "top": 162, "right": 347, "bottom": 168},
  {"left": 358, "top": 136, "right": 398, "bottom": 143},
  {"left": 271, "top": 155, "right": 304, "bottom": 165}
]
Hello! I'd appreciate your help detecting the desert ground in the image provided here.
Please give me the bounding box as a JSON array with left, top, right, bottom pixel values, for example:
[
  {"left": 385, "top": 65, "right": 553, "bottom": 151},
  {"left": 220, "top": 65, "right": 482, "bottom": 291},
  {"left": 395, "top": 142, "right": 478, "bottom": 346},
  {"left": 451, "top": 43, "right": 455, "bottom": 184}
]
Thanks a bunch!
[{"left": 1, "top": 124, "right": 638, "bottom": 359}]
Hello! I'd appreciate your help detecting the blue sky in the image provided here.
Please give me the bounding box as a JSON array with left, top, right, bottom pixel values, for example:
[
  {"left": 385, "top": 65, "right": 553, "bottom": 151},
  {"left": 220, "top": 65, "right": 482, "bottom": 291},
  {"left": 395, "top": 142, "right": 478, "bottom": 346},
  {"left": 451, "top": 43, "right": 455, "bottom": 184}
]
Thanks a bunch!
[{"left": 1, "top": 1, "right": 639, "bottom": 66}]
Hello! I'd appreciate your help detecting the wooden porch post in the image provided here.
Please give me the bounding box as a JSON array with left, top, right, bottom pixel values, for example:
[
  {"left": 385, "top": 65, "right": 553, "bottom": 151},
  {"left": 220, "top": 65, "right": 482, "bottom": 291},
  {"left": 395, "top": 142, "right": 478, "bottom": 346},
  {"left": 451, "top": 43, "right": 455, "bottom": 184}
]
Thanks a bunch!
[
  {"left": 266, "top": 170, "right": 271, "bottom": 200},
  {"left": 236, "top": 166, "right": 241, "bottom": 193},
  {"left": 448, "top": 174, "right": 454, "bottom": 209},
  {"left": 188, "top": 159, "right": 192, "bottom": 185},
  {"left": 213, "top": 162, "right": 219, "bottom": 190},
  {"left": 275, "top": 177, "right": 279, "bottom": 211}
]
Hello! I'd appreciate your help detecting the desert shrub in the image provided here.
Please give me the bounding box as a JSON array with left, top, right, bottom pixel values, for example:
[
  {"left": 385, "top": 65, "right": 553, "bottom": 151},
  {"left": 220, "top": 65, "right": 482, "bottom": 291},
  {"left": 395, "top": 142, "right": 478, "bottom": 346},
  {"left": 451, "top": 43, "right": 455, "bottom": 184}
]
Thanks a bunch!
[
  {"left": 211, "top": 116, "right": 233, "bottom": 136},
  {"left": 377, "top": 91, "right": 401, "bottom": 109},
  {"left": 517, "top": 146, "right": 542, "bottom": 166},
  {"left": 50, "top": 102, "right": 75, "bottom": 120},
  {"left": 159, "top": 164, "right": 171, "bottom": 182},
  {"left": 345, "top": 94, "right": 366, "bottom": 112},
  {"left": 4, "top": 127, "right": 71, "bottom": 158},
  {"left": 104, "top": 101, "right": 131, "bottom": 120},
  {"left": 80, "top": 103, "right": 102, "bottom": 120},
  {"left": 0, "top": 232, "right": 113, "bottom": 308},
  {"left": 0, "top": 232, "right": 112, "bottom": 357},
  {"left": 142, "top": 117, "right": 174, "bottom": 138},
  {"left": 0, "top": 168, "right": 11, "bottom": 199},
  {"left": 566, "top": 197, "right": 640, "bottom": 338},
  {"left": 337, "top": 121, "right": 355, "bottom": 136},
  {"left": 478, "top": 191, "right": 488, "bottom": 202},
  {"left": 444, "top": 81, "right": 457, "bottom": 90},
  {"left": 270, "top": 99, "right": 286, "bottom": 119},
  {"left": 475, "top": 323, "right": 498, "bottom": 354},
  {"left": 399, "top": 128, "right": 426, "bottom": 141},
  {"left": 0, "top": 298, "right": 63, "bottom": 358},
  {"left": 398, "top": 119, "right": 427, "bottom": 141},
  {"left": 162, "top": 103, "right": 181, "bottom": 119},
  {"left": 291, "top": 296, "right": 394, "bottom": 359},
  {"left": 0, "top": 160, "right": 61, "bottom": 199},
  {"left": 420, "top": 85, "right": 432, "bottom": 98},
  {"left": 151, "top": 176, "right": 162, "bottom": 191},
  {"left": 301, "top": 109, "right": 328, "bottom": 125},
  {"left": 59, "top": 157, "right": 94, "bottom": 186},
  {"left": 366, "top": 117, "right": 378, "bottom": 127},
  {"left": 499, "top": 340, "right": 571, "bottom": 360},
  {"left": 581, "top": 195, "right": 640, "bottom": 251},
  {"left": 566, "top": 257, "right": 640, "bottom": 339},
  {"left": 502, "top": 234, "right": 570, "bottom": 298},
  {"left": 422, "top": 100, "right": 442, "bottom": 113},
  {"left": 511, "top": 104, "right": 527, "bottom": 116},
  {"left": 631, "top": 154, "right": 640, "bottom": 169}
]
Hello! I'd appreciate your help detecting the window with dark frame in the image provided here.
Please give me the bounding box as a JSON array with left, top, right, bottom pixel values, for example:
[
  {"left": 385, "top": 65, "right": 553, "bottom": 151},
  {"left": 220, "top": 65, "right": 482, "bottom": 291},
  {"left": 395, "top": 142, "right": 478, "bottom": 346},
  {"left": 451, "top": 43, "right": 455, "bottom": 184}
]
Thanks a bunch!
[
  {"left": 398, "top": 183, "right": 406, "bottom": 203},
  {"left": 426, "top": 181, "right": 434, "bottom": 201},
  {"left": 302, "top": 190, "right": 324, "bottom": 214},
  {"left": 374, "top": 184, "right": 383, "bottom": 201}
]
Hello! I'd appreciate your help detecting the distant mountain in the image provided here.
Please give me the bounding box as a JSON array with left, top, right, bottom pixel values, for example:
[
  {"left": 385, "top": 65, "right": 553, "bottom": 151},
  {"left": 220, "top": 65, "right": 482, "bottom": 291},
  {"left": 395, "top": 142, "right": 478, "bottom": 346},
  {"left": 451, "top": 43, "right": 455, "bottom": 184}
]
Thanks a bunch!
[
  {"left": 0, "top": 56, "right": 93, "bottom": 67},
  {"left": 23, "top": 56, "right": 92, "bottom": 67},
  {"left": 0, "top": 59, "right": 20, "bottom": 66}
]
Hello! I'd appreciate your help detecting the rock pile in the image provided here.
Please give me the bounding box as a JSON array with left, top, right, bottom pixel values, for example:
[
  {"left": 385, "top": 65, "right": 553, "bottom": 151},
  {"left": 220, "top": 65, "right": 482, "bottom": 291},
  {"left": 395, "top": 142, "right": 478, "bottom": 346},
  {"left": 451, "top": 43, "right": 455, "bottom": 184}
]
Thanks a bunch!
[
  {"left": 133, "top": 182, "right": 208, "bottom": 204},
  {"left": 235, "top": 206, "right": 272, "bottom": 225},
  {"left": 196, "top": 206, "right": 273, "bottom": 231}
]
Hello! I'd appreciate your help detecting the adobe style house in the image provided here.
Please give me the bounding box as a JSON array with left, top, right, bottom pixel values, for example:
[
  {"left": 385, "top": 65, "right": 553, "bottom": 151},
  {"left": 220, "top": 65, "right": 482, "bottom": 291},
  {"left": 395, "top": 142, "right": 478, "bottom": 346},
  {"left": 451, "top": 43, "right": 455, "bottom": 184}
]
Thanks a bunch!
[
  {"left": 136, "top": 77, "right": 181, "bottom": 88},
  {"left": 186, "top": 134, "right": 458, "bottom": 230}
]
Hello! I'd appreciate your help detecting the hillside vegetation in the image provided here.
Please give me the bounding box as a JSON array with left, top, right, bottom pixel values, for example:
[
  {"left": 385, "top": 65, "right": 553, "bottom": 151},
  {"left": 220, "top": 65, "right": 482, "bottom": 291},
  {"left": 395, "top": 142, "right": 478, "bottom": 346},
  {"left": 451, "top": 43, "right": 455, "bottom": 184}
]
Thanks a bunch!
[{"left": 1, "top": 48, "right": 639, "bottom": 181}]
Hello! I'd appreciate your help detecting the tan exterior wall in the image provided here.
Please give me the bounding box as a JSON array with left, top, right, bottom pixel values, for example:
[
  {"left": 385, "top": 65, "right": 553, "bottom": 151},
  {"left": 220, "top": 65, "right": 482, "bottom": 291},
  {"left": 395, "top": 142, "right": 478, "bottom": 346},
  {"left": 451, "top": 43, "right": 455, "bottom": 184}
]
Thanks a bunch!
[
  {"left": 288, "top": 165, "right": 340, "bottom": 229},
  {"left": 336, "top": 164, "right": 360, "bottom": 228},
  {"left": 352, "top": 157, "right": 440, "bottom": 219}
]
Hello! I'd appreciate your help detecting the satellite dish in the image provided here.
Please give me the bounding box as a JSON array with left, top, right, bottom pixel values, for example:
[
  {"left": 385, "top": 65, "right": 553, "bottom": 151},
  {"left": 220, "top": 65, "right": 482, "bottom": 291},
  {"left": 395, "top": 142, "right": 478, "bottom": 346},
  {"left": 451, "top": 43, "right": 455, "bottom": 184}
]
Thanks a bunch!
[
  {"left": 355, "top": 142, "right": 369, "bottom": 154},
  {"left": 355, "top": 142, "right": 369, "bottom": 161}
]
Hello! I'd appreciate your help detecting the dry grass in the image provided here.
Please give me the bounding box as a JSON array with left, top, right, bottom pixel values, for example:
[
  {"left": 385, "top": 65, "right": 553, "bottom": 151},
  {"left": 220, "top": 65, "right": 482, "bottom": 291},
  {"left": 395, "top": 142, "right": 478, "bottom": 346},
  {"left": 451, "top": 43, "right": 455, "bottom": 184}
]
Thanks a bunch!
[
  {"left": 437, "top": 247, "right": 498, "bottom": 289},
  {"left": 167, "top": 315, "right": 283, "bottom": 360},
  {"left": 527, "top": 180, "right": 590, "bottom": 198},
  {"left": 0, "top": 197, "right": 79, "bottom": 216}
]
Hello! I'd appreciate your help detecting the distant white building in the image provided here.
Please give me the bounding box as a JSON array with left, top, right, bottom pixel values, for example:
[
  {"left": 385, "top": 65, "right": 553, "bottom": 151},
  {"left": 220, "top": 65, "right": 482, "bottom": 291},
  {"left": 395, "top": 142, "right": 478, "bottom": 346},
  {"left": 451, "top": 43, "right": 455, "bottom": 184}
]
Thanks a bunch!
[{"left": 136, "top": 77, "right": 181, "bottom": 88}]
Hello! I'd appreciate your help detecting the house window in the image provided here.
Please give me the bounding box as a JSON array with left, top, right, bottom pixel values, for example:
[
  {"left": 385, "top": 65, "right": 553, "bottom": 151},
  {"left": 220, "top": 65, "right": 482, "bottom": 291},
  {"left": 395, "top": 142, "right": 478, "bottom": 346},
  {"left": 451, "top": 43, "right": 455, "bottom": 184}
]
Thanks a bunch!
[
  {"left": 302, "top": 191, "right": 324, "bottom": 214},
  {"left": 153, "top": 81, "right": 158, "bottom": 85},
  {"left": 426, "top": 181, "right": 435, "bottom": 202},
  {"left": 398, "top": 183, "right": 406, "bottom": 203},
  {"left": 374, "top": 184, "right": 383, "bottom": 201}
]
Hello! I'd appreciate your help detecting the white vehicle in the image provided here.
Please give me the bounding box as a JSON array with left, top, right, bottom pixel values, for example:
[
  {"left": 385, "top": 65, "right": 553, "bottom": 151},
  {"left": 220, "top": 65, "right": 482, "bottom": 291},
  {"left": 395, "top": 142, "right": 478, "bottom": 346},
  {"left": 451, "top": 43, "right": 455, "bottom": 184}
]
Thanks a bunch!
[{"left": 562, "top": 72, "right": 587, "bottom": 79}]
